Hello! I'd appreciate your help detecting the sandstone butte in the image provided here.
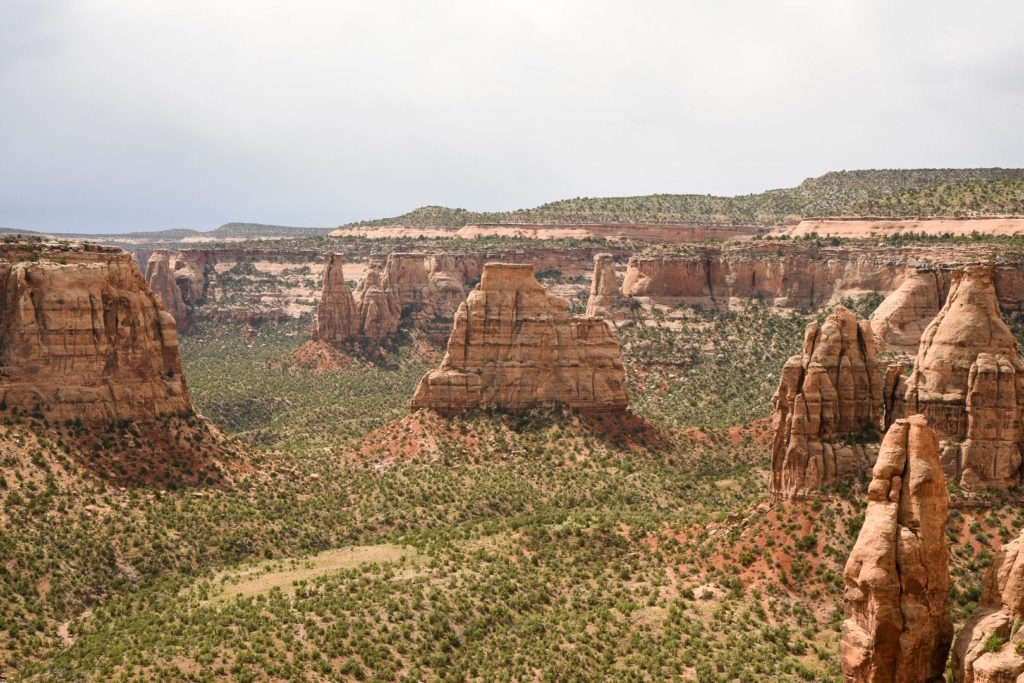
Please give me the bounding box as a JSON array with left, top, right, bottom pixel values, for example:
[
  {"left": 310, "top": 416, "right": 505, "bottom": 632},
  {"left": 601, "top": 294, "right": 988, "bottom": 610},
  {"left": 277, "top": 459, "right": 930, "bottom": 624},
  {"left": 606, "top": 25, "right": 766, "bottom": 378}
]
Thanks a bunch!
[
  {"left": 953, "top": 528, "right": 1024, "bottom": 682},
  {"left": 410, "top": 263, "right": 628, "bottom": 414},
  {"left": 841, "top": 415, "right": 952, "bottom": 683},
  {"left": 869, "top": 268, "right": 943, "bottom": 354},
  {"left": 886, "top": 265, "right": 1024, "bottom": 490},
  {"left": 770, "top": 305, "right": 882, "bottom": 498},
  {"left": 0, "top": 241, "right": 192, "bottom": 424}
]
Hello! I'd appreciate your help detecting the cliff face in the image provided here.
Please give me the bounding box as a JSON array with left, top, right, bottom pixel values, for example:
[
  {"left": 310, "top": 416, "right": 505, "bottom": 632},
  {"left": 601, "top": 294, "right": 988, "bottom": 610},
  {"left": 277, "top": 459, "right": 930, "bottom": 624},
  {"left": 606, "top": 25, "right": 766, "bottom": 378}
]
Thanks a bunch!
[
  {"left": 953, "top": 529, "right": 1024, "bottom": 682},
  {"left": 869, "top": 268, "right": 943, "bottom": 354},
  {"left": 619, "top": 243, "right": 1024, "bottom": 313},
  {"left": 887, "top": 265, "right": 1024, "bottom": 490},
  {"left": 410, "top": 263, "right": 628, "bottom": 414},
  {"left": 841, "top": 415, "right": 952, "bottom": 682},
  {"left": 770, "top": 306, "right": 882, "bottom": 498},
  {"left": 0, "top": 242, "right": 192, "bottom": 424}
]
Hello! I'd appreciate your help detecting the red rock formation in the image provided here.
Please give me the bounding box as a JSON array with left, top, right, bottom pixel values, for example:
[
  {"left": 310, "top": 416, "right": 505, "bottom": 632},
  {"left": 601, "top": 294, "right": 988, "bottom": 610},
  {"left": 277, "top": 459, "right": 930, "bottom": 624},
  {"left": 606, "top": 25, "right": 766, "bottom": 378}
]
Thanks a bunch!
[
  {"left": 770, "top": 306, "right": 882, "bottom": 498},
  {"left": 0, "top": 241, "right": 191, "bottom": 424},
  {"left": 620, "top": 243, "right": 1024, "bottom": 311},
  {"left": 841, "top": 415, "right": 952, "bottom": 682},
  {"left": 315, "top": 253, "right": 359, "bottom": 343},
  {"left": 145, "top": 250, "right": 192, "bottom": 333},
  {"left": 887, "top": 265, "right": 1024, "bottom": 490},
  {"left": 870, "top": 268, "right": 943, "bottom": 354},
  {"left": 953, "top": 529, "right": 1024, "bottom": 682},
  {"left": 352, "top": 260, "right": 401, "bottom": 339},
  {"left": 410, "top": 263, "right": 628, "bottom": 414},
  {"left": 585, "top": 253, "right": 625, "bottom": 319}
]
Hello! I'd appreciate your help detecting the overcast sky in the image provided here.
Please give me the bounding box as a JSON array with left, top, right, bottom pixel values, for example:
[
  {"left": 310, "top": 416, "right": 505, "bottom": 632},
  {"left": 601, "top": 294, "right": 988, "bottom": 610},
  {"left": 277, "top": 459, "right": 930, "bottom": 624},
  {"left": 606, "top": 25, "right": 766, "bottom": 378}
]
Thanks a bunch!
[{"left": 2, "top": 0, "right": 1022, "bottom": 233}]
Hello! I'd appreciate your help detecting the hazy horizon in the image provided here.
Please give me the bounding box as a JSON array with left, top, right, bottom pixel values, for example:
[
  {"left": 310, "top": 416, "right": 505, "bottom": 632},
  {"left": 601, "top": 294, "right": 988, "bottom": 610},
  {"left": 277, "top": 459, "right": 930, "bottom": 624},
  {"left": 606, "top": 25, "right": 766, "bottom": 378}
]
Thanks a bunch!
[{"left": 3, "top": 1, "right": 1023, "bottom": 234}]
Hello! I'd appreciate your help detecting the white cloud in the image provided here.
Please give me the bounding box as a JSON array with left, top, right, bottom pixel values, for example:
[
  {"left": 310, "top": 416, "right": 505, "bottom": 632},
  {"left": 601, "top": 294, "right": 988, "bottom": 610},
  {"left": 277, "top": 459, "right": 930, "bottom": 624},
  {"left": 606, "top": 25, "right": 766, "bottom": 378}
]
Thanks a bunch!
[{"left": 1, "top": 0, "right": 1022, "bottom": 232}]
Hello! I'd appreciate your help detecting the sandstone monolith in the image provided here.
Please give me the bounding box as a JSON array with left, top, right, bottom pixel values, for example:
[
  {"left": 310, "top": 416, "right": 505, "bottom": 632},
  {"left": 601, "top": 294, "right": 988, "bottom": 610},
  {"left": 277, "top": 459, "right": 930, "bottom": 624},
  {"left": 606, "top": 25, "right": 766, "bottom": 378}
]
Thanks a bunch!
[
  {"left": 770, "top": 306, "right": 882, "bottom": 497},
  {"left": 315, "top": 253, "right": 359, "bottom": 343},
  {"left": 410, "top": 263, "right": 628, "bottom": 413},
  {"left": 841, "top": 415, "right": 952, "bottom": 683},
  {"left": 585, "top": 253, "right": 623, "bottom": 318},
  {"left": 887, "top": 265, "right": 1024, "bottom": 489},
  {"left": 146, "top": 250, "right": 191, "bottom": 333}
]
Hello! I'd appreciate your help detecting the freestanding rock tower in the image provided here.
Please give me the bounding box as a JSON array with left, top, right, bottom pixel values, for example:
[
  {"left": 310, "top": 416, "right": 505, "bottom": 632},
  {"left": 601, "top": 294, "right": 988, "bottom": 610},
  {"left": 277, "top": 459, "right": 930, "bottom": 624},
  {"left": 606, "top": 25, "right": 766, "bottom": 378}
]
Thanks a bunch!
[
  {"left": 841, "top": 415, "right": 952, "bottom": 683},
  {"left": 410, "top": 263, "right": 628, "bottom": 414},
  {"left": 770, "top": 305, "right": 883, "bottom": 497},
  {"left": 886, "top": 265, "right": 1024, "bottom": 490}
]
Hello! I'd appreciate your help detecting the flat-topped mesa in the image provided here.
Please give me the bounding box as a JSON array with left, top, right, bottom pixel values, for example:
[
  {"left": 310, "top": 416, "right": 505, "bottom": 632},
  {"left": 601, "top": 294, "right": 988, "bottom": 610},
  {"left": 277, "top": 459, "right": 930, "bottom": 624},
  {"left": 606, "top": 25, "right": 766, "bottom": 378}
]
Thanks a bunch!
[
  {"left": 886, "top": 265, "right": 1024, "bottom": 490},
  {"left": 953, "top": 529, "right": 1024, "bottom": 682},
  {"left": 410, "top": 263, "right": 629, "bottom": 414},
  {"left": 145, "top": 250, "right": 191, "bottom": 333},
  {"left": 0, "top": 241, "right": 191, "bottom": 424},
  {"left": 842, "top": 415, "right": 952, "bottom": 683},
  {"left": 770, "top": 305, "right": 882, "bottom": 498},
  {"left": 585, "top": 253, "right": 625, "bottom": 319},
  {"left": 869, "top": 268, "right": 943, "bottom": 354},
  {"left": 315, "top": 253, "right": 359, "bottom": 343}
]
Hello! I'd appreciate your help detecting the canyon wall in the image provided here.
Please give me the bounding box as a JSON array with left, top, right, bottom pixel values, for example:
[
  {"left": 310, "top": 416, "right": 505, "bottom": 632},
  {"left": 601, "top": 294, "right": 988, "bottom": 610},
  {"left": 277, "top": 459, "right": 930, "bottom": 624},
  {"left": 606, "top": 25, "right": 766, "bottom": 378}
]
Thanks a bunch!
[
  {"left": 330, "top": 222, "right": 761, "bottom": 243},
  {"left": 410, "top": 263, "right": 628, "bottom": 414},
  {"left": 886, "top": 265, "right": 1024, "bottom": 490},
  {"left": 619, "top": 243, "right": 1024, "bottom": 312},
  {"left": 770, "top": 306, "right": 882, "bottom": 498},
  {"left": 842, "top": 415, "right": 952, "bottom": 682},
  {"left": 784, "top": 216, "right": 1024, "bottom": 239}
]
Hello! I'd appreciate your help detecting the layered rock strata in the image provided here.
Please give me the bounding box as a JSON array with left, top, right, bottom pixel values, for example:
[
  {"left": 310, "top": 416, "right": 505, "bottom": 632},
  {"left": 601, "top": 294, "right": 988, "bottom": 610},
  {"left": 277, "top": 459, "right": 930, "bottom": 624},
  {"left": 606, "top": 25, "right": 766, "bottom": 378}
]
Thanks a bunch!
[
  {"left": 869, "top": 268, "right": 943, "bottom": 354},
  {"left": 410, "top": 263, "right": 628, "bottom": 414},
  {"left": 953, "top": 529, "right": 1024, "bottom": 682},
  {"left": 841, "top": 415, "right": 952, "bottom": 683},
  {"left": 352, "top": 260, "right": 401, "bottom": 339},
  {"left": 770, "top": 306, "right": 882, "bottom": 498},
  {"left": 0, "top": 241, "right": 192, "bottom": 423},
  {"left": 887, "top": 265, "right": 1024, "bottom": 489},
  {"left": 619, "top": 243, "right": 1024, "bottom": 312}
]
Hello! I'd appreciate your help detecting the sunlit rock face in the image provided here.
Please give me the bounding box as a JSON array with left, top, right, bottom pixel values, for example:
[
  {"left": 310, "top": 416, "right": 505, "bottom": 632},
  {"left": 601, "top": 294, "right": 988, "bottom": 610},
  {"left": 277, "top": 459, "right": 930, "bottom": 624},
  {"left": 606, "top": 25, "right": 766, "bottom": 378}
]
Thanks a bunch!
[
  {"left": 886, "top": 265, "right": 1024, "bottom": 490},
  {"left": 841, "top": 415, "right": 952, "bottom": 683},
  {"left": 0, "top": 241, "right": 192, "bottom": 424},
  {"left": 869, "top": 268, "right": 943, "bottom": 354},
  {"left": 770, "top": 305, "right": 882, "bottom": 498},
  {"left": 411, "top": 263, "right": 628, "bottom": 414}
]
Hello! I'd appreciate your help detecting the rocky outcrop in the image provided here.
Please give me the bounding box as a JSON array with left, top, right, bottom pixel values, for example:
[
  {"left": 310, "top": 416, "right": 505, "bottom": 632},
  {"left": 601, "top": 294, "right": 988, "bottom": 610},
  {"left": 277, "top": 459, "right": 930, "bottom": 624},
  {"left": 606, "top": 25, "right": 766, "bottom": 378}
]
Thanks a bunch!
[
  {"left": 887, "top": 265, "right": 1024, "bottom": 490},
  {"left": 315, "top": 253, "right": 359, "bottom": 343},
  {"left": 0, "top": 241, "right": 191, "bottom": 424},
  {"left": 619, "top": 243, "right": 1024, "bottom": 312},
  {"left": 841, "top": 415, "right": 952, "bottom": 683},
  {"left": 585, "top": 253, "right": 625, "bottom": 319},
  {"left": 770, "top": 306, "right": 882, "bottom": 498},
  {"left": 869, "top": 268, "right": 943, "bottom": 354},
  {"left": 330, "top": 222, "right": 760, "bottom": 243},
  {"left": 145, "top": 250, "right": 191, "bottom": 332},
  {"left": 953, "top": 529, "right": 1024, "bottom": 682},
  {"left": 410, "top": 263, "right": 628, "bottom": 414},
  {"left": 352, "top": 260, "right": 401, "bottom": 339}
]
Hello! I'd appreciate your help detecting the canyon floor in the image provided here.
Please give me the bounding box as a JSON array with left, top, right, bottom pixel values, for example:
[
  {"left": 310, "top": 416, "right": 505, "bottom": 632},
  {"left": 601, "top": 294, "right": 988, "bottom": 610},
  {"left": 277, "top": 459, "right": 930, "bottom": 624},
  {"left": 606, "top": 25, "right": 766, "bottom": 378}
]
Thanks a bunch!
[{"left": 2, "top": 271, "right": 1023, "bottom": 680}]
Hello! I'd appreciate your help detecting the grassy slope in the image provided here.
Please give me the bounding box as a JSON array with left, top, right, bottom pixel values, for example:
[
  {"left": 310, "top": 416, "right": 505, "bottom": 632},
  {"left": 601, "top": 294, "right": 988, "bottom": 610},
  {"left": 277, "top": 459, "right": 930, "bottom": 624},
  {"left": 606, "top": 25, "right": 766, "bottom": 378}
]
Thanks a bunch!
[{"left": 346, "top": 169, "right": 1024, "bottom": 228}]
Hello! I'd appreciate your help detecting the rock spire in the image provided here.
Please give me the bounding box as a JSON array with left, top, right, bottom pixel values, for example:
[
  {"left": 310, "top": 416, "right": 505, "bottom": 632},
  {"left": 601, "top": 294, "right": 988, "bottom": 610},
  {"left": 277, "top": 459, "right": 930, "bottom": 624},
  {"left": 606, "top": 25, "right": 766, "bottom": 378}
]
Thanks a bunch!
[
  {"left": 841, "top": 415, "right": 952, "bottom": 683},
  {"left": 770, "top": 305, "right": 882, "bottom": 497}
]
